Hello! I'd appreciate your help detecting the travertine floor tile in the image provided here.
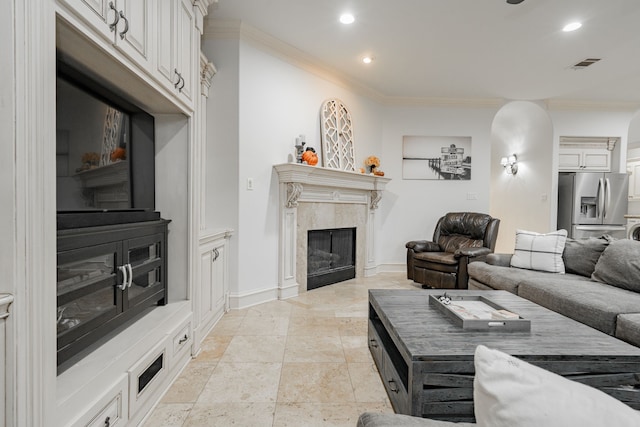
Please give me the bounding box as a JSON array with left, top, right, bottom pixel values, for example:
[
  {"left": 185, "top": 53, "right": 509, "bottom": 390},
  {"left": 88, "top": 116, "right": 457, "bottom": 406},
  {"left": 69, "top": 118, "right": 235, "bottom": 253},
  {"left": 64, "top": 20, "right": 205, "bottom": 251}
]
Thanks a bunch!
[
  {"left": 143, "top": 403, "right": 192, "bottom": 427},
  {"left": 197, "top": 334, "right": 232, "bottom": 361},
  {"left": 278, "top": 362, "right": 355, "bottom": 403},
  {"left": 197, "top": 362, "right": 282, "bottom": 403},
  {"left": 287, "top": 316, "right": 342, "bottom": 336},
  {"left": 348, "top": 362, "right": 390, "bottom": 403},
  {"left": 143, "top": 273, "right": 416, "bottom": 426},
  {"left": 220, "top": 335, "right": 286, "bottom": 363},
  {"left": 284, "top": 335, "right": 345, "bottom": 363},
  {"left": 341, "top": 335, "right": 373, "bottom": 363},
  {"left": 273, "top": 402, "right": 363, "bottom": 427},
  {"left": 184, "top": 402, "right": 275, "bottom": 427},
  {"left": 161, "top": 360, "right": 216, "bottom": 403}
]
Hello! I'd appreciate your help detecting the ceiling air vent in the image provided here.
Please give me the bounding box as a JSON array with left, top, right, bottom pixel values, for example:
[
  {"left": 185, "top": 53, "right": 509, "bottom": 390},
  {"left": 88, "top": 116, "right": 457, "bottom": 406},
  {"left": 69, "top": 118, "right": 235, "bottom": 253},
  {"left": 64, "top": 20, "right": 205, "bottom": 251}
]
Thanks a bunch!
[{"left": 571, "top": 58, "right": 601, "bottom": 70}]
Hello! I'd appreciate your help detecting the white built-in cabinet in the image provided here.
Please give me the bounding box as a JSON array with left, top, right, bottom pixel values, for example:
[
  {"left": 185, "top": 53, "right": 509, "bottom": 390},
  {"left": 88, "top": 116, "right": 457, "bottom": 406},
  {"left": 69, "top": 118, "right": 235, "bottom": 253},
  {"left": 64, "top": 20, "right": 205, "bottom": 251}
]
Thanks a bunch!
[
  {"left": 51, "top": 1, "right": 217, "bottom": 426},
  {"left": 58, "top": 0, "right": 152, "bottom": 70},
  {"left": 57, "top": 0, "right": 195, "bottom": 109},
  {"left": 627, "top": 160, "right": 640, "bottom": 200},
  {"left": 155, "top": 0, "right": 195, "bottom": 104},
  {"left": 558, "top": 146, "right": 611, "bottom": 171},
  {"left": 195, "top": 230, "right": 232, "bottom": 350}
]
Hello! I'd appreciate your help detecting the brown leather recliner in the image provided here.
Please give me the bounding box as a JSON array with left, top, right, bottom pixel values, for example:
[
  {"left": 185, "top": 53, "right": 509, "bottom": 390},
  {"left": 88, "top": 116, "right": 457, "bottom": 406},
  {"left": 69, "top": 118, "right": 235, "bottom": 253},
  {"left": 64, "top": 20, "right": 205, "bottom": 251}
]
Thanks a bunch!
[{"left": 406, "top": 212, "right": 500, "bottom": 289}]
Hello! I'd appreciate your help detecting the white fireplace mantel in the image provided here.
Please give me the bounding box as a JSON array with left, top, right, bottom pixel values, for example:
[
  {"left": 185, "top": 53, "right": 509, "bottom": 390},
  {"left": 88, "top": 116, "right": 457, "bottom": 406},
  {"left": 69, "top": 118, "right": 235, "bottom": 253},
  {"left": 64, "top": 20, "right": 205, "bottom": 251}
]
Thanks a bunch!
[{"left": 274, "top": 163, "right": 390, "bottom": 299}]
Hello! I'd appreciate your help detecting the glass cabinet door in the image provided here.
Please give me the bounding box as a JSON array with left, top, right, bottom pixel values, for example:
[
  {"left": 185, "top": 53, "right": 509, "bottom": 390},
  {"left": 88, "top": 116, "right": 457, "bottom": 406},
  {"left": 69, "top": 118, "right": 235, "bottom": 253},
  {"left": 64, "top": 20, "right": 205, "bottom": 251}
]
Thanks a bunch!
[
  {"left": 57, "top": 242, "right": 122, "bottom": 351},
  {"left": 123, "top": 233, "right": 165, "bottom": 309}
]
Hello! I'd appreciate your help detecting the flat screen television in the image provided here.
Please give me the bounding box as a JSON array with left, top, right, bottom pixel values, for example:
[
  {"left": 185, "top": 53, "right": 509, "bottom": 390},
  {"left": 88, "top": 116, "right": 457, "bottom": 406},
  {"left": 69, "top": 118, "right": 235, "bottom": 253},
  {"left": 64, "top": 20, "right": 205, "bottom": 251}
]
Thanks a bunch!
[{"left": 56, "top": 61, "right": 159, "bottom": 229}]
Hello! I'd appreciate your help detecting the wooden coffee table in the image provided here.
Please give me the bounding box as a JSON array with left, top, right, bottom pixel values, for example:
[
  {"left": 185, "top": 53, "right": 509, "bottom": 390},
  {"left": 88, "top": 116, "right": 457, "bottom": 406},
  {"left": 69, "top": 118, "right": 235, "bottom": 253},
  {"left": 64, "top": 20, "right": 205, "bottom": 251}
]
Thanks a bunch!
[{"left": 368, "top": 289, "right": 640, "bottom": 422}]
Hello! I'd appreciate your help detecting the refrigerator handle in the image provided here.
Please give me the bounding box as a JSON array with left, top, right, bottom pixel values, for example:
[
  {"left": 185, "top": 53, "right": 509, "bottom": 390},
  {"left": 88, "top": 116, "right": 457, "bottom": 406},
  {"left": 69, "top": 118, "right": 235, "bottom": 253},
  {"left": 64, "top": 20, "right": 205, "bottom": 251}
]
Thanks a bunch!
[
  {"left": 598, "top": 178, "right": 605, "bottom": 219},
  {"left": 605, "top": 178, "right": 611, "bottom": 219}
]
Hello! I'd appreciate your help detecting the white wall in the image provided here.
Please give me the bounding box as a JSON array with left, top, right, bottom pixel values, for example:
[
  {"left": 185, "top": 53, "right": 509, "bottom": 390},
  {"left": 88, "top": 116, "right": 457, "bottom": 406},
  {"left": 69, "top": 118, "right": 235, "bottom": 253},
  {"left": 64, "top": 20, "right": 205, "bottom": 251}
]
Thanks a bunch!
[
  {"left": 379, "top": 105, "right": 497, "bottom": 267},
  {"left": 490, "top": 101, "right": 554, "bottom": 252}
]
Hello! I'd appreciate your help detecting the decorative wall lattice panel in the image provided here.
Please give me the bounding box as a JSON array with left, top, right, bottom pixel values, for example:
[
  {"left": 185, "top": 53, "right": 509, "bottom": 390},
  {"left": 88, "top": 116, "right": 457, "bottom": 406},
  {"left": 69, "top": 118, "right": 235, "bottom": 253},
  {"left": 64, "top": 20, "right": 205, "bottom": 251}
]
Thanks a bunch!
[{"left": 320, "top": 99, "right": 356, "bottom": 171}]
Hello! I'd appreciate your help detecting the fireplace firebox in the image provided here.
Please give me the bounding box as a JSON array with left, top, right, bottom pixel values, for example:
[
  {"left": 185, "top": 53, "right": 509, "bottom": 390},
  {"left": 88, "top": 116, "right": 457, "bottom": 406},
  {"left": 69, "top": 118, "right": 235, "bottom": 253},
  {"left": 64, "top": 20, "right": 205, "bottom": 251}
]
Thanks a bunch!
[{"left": 307, "top": 227, "right": 356, "bottom": 290}]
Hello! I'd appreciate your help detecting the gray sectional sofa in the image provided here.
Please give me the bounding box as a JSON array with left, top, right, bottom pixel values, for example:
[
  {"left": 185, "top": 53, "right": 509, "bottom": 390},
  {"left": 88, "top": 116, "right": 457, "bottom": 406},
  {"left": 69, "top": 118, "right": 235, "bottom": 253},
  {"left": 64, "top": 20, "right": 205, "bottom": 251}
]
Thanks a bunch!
[{"left": 467, "top": 236, "right": 640, "bottom": 347}]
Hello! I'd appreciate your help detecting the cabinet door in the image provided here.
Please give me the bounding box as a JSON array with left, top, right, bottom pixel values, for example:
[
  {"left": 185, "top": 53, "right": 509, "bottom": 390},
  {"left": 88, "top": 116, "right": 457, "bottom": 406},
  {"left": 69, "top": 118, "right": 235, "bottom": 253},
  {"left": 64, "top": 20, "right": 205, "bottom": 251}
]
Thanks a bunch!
[
  {"left": 629, "top": 162, "right": 640, "bottom": 200},
  {"left": 211, "top": 242, "right": 226, "bottom": 315},
  {"left": 155, "top": 0, "right": 176, "bottom": 88},
  {"left": 123, "top": 233, "right": 166, "bottom": 310},
  {"left": 558, "top": 148, "right": 583, "bottom": 171},
  {"left": 582, "top": 149, "right": 611, "bottom": 171},
  {"left": 196, "top": 238, "right": 227, "bottom": 344},
  {"left": 57, "top": 242, "right": 122, "bottom": 359},
  {"left": 58, "top": 0, "right": 119, "bottom": 42},
  {"left": 199, "top": 246, "right": 215, "bottom": 327},
  {"left": 175, "top": 0, "right": 195, "bottom": 103},
  {"left": 113, "top": 0, "right": 152, "bottom": 69}
]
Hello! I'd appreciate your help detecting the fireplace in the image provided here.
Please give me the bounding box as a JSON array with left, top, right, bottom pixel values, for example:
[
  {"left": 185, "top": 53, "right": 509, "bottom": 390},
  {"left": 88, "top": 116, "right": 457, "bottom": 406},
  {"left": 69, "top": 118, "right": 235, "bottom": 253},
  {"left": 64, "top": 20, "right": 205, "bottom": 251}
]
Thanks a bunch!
[
  {"left": 274, "top": 163, "right": 390, "bottom": 298},
  {"left": 307, "top": 227, "right": 356, "bottom": 290}
]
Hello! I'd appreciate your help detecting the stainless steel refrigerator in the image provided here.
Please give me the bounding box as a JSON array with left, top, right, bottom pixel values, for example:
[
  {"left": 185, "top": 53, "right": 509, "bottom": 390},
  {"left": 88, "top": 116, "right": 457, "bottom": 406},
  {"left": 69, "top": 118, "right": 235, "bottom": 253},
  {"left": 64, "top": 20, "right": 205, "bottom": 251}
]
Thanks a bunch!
[{"left": 558, "top": 172, "right": 629, "bottom": 239}]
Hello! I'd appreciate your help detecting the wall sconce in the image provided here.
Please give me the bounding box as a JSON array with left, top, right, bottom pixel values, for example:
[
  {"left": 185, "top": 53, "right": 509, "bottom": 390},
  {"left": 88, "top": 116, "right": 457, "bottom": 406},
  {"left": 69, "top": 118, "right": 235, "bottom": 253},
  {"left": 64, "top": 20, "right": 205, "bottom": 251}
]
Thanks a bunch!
[{"left": 500, "top": 154, "right": 518, "bottom": 175}]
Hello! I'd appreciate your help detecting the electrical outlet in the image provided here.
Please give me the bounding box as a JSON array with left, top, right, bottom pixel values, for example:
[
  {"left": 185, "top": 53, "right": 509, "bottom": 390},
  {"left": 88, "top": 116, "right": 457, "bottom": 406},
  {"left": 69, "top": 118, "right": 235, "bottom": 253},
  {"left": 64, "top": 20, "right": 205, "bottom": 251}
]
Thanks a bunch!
[{"left": 247, "top": 178, "right": 254, "bottom": 190}]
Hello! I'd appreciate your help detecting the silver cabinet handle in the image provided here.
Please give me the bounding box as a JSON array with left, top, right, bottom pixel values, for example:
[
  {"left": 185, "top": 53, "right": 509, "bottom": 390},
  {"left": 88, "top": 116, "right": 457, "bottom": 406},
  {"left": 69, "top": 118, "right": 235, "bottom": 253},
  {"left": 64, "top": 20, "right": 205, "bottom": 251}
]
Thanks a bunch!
[
  {"left": 388, "top": 379, "right": 399, "bottom": 393},
  {"left": 127, "top": 263, "right": 133, "bottom": 288},
  {"left": 178, "top": 75, "right": 185, "bottom": 92},
  {"left": 178, "top": 334, "right": 188, "bottom": 344},
  {"left": 108, "top": 2, "right": 119, "bottom": 32},
  {"left": 118, "top": 265, "right": 128, "bottom": 291},
  {"left": 174, "top": 69, "right": 182, "bottom": 88},
  {"left": 104, "top": 416, "right": 111, "bottom": 427},
  {"left": 118, "top": 11, "right": 129, "bottom": 39},
  {"left": 369, "top": 338, "right": 378, "bottom": 348}
]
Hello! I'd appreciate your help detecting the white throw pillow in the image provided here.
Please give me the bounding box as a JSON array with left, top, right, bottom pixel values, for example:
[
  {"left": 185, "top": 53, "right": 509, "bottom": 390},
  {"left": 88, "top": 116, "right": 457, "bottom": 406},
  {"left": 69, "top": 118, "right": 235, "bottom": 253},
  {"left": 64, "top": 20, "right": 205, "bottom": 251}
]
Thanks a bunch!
[
  {"left": 473, "top": 345, "right": 640, "bottom": 427},
  {"left": 510, "top": 229, "right": 567, "bottom": 273}
]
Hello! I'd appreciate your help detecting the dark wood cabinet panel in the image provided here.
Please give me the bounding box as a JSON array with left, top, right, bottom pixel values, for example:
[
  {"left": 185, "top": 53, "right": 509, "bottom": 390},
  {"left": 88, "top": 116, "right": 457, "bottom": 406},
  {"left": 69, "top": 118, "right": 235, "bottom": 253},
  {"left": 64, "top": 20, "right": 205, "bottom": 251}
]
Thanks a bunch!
[{"left": 56, "top": 219, "right": 170, "bottom": 373}]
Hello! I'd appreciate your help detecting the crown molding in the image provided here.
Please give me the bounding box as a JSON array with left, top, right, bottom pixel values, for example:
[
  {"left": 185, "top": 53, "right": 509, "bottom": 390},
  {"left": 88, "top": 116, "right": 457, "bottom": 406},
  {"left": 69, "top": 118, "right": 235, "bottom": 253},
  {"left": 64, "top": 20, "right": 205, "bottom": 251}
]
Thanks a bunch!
[
  {"left": 545, "top": 98, "right": 640, "bottom": 112},
  {"left": 203, "top": 19, "right": 640, "bottom": 111}
]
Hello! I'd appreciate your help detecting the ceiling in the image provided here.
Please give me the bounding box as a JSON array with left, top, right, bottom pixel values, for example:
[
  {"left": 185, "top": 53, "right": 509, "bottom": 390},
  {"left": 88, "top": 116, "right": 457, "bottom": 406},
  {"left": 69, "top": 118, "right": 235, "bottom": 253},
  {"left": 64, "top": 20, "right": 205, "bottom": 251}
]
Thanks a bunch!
[{"left": 208, "top": 0, "right": 640, "bottom": 106}]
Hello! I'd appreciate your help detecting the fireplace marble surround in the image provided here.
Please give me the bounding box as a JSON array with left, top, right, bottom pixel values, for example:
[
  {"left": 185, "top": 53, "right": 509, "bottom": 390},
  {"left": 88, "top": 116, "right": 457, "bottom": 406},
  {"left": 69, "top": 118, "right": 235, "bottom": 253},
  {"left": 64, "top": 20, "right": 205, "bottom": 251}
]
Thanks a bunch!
[{"left": 274, "top": 163, "right": 390, "bottom": 299}]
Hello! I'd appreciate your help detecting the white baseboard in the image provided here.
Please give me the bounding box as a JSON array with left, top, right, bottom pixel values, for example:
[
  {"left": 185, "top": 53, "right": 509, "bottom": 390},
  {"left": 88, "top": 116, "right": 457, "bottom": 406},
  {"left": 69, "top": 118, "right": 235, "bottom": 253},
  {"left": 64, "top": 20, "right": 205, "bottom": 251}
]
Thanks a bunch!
[
  {"left": 376, "top": 263, "right": 406, "bottom": 273},
  {"left": 228, "top": 286, "right": 279, "bottom": 310}
]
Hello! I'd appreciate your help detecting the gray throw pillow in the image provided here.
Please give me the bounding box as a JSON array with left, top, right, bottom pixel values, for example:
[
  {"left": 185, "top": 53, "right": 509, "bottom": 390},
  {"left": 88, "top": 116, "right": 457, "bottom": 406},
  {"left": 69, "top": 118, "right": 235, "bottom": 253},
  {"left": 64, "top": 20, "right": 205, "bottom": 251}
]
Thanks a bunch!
[
  {"left": 591, "top": 239, "right": 640, "bottom": 292},
  {"left": 562, "top": 236, "right": 611, "bottom": 277}
]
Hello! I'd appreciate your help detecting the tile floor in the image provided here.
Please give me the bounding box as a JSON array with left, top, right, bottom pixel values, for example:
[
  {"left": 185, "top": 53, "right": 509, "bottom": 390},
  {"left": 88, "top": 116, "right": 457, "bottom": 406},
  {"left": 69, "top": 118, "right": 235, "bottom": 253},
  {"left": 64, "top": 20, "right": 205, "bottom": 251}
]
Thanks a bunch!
[{"left": 144, "top": 272, "right": 419, "bottom": 426}]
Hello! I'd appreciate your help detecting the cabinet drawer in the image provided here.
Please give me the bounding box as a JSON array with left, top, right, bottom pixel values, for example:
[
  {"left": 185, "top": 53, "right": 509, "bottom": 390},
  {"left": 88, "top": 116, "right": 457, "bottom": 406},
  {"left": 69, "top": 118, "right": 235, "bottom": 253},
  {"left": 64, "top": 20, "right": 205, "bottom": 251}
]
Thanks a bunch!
[
  {"left": 171, "top": 320, "right": 192, "bottom": 362},
  {"left": 78, "top": 375, "right": 128, "bottom": 427},
  {"left": 367, "top": 321, "right": 384, "bottom": 367},
  {"left": 86, "top": 393, "right": 123, "bottom": 427},
  {"left": 382, "top": 351, "right": 410, "bottom": 415}
]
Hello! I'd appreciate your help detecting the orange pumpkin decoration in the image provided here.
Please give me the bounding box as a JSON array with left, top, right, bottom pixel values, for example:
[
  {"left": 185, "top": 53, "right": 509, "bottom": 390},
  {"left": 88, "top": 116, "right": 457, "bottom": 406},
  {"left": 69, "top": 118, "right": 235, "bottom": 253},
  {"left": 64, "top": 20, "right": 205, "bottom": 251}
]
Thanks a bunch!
[{"left": 302, "top": 148, "right": 318, "bottom": 166}]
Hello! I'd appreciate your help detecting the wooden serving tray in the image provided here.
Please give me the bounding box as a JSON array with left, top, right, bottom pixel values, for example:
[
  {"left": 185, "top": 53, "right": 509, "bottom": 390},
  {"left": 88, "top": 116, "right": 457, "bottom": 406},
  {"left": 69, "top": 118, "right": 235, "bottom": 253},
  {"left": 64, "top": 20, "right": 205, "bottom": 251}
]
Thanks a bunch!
[{"left": 428, "top": 294, "right": 531, "bottom": 332}]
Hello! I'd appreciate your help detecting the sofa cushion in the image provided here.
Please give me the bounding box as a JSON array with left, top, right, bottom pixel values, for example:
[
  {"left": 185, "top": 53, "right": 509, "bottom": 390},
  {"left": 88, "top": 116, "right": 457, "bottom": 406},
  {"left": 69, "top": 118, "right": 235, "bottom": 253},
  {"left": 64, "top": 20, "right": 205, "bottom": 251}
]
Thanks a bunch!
[
  {"left": 467, "top": 262, "right": 589, "bottom": 295},
  {"left": 510, "top": 229, "right": 567, "bottom": 273},
  {"left": 616, "top": 314, "right": 640, "bottom": 347},
  {"left": 562, "top": 236, "right": 611, "bottom": 277},
  {"left": 517, "top": 278, "right": 640, "bottom": 335},
  {"left": 356, "top": 412, "right": 476, "bottom": 427},
  {"left": 473, "top": 345, "right": 640, "bottom": 427},
  {"left": 591, "top": 239, "right": 640, "bottom": 292},
  {"left": 413, "top": 251, "right": 458, "bottom": 266}
]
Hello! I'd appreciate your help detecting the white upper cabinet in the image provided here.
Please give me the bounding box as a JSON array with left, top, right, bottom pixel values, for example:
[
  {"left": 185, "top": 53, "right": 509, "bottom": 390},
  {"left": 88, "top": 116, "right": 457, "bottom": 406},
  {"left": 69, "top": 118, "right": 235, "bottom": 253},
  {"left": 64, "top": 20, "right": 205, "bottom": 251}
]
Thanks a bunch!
[
  {"left": 57, "top": 0, "right": 196, "bottom": 110},
  {"left": 558, "top": 138, "right": 616, "bottom": 172},
  {"left": 114, "top": 0, "right": 152, "bottom": 69},
  {"left": 154, "top": 0, "right": 195, "bottom": 104}
]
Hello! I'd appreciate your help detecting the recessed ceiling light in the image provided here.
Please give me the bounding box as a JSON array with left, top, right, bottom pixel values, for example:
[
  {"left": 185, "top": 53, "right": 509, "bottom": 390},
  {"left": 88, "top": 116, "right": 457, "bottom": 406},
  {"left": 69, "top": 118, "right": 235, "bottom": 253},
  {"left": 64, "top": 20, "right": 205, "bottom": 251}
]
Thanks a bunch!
[
  {"left": 563, "top": 22, "right": 582, "bottom": 32},
  {"left": 339, "top": 13, "right": 355, "bottom": 24},
  {"left": 362, "top": 56, "right": 373, "bottom": 64}
]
